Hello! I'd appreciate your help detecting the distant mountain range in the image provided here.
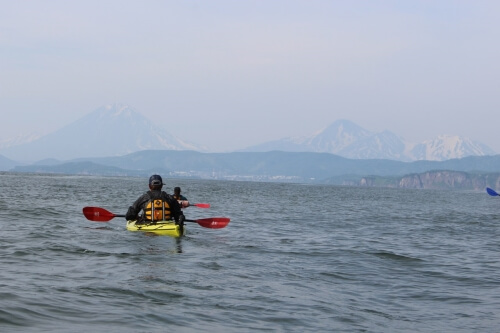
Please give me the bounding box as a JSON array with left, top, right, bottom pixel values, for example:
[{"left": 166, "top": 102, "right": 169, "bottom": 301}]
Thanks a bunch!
[
  {"left": 0, "top": 104, "right": 496, "bottom": 163},
  {"left": 240, "top": 119, "right": 497, "bottom": 162},
  {"left": 6, "top": 150, "right": 500, "bottom": 190}
]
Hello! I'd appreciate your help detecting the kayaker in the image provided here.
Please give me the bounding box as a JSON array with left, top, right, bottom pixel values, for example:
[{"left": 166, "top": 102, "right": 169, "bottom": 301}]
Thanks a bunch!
[
  {"left": 173, "top": 186, "right": 190, "bottom": 209},
  {"left": 125, "top": 174, "right": 184, "bottom": 225},
  {"left": 173, "top": 187, "right": 187, "bottom": 200}
]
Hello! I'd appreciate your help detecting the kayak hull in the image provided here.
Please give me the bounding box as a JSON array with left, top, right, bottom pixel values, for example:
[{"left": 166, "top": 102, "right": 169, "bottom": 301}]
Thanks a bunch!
[{"left": 126, "top": 220, "right": 184, "bottom": 237}]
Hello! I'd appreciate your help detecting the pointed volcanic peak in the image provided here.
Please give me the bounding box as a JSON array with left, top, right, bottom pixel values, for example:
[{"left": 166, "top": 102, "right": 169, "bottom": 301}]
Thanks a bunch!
[
  {"left": 240, "top": 119, "right": 374, "bottom": 154},
  {"left": 303, "top": 119, "right": 373, "bottom": 153},
  {"left": 0, "top": 104, "right": 205, "bottom": 161},
  {"left": 77, "top": 104, "right": 203, "bottom": 151},
  {"left": 410, "top": 135, "right": 497, "bottom": 161}
]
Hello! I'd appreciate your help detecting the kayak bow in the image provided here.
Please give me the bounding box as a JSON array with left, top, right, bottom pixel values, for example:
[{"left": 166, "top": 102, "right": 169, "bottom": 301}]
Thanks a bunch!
[{"left": 126, "top": 220, "right": 184, "bottom": 237}]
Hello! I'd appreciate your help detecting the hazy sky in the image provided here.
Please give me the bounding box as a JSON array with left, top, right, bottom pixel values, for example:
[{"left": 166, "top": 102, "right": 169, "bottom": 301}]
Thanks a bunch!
[{"left": 1, "top": 1, "right": 499, "bottom": 152}]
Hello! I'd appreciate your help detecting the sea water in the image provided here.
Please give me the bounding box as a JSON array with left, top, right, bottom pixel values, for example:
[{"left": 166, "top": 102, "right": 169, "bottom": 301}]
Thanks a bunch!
[{"left": 0, "top": 172, "right": 499, "bottom": 332}]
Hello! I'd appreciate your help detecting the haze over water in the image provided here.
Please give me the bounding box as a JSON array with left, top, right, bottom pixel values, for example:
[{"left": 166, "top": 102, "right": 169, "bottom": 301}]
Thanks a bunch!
[{"left": 1, "top": 173, "right": 499, "bottom": 332}]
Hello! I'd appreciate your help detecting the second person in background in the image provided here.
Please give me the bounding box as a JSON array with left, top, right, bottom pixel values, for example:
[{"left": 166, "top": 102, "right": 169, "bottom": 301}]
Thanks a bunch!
[{"left": 173, "top": 186, "right": 190, "bottom": 208}]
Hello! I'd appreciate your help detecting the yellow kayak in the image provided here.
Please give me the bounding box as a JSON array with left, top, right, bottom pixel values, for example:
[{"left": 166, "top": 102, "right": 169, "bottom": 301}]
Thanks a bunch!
[{"left": 126, "top": 220, "right": 184, "bottom": 237}]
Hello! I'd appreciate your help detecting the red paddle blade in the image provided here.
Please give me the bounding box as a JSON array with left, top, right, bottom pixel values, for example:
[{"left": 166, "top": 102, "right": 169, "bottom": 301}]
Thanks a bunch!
[
  {"left": 193, "top": 203, "right": 210, "bottom": 208},
  {"left": 195, "top": 217, "right": 230, "bottom": 229},
  {"left": 82, "top": 206, "right": 116, "bottom": 222}
]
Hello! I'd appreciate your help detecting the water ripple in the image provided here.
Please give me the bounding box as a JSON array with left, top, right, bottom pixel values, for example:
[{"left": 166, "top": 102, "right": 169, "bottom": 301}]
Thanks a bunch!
[{"left": 1, "top": 174, "right": 500, "bottom": 332}]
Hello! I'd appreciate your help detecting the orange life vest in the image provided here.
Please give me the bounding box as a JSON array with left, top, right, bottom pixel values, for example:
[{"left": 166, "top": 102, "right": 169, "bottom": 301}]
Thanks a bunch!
[{"left": 144, "top": 198, "right": 171, "bottom": 222}]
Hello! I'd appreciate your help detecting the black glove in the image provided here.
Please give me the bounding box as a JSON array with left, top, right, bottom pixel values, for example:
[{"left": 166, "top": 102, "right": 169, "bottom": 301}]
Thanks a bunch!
[
  {"left": 125, "top": 207, "right": 136, "bottom": 221},
  {"left": 178, "top": 214, "right": 185, "bottom": 226}
]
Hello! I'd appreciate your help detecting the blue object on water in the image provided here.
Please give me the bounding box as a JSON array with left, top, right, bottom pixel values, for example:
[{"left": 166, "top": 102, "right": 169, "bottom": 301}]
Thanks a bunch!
[{"left": 486, "top": 187, "right": 499, "bottom": 196}]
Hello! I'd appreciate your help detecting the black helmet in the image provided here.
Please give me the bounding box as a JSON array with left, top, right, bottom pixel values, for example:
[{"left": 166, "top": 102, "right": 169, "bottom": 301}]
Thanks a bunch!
[{"left": 149, "top": 174, "right": 164, "bottom": 186}]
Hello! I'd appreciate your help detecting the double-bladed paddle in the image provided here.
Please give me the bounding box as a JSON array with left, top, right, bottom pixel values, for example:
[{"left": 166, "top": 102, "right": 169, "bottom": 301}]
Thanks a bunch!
[
  {"left": 486, "top": 187, "right": 500, "bottom": 196},
  {"left": 82, "top": 206, "right": 230, "bottom": 229}
]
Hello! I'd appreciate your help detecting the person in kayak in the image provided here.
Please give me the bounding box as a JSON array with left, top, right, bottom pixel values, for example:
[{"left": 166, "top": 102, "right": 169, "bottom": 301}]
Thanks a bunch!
[
  {"left": 126, "top": 174, "right": 184, "bottom": 225},
  {"left": 173, "top": 186, "right": 190, "bottom": 209},
  {"left": 173, "top": 187, "right": 187, "bottom": 200}
]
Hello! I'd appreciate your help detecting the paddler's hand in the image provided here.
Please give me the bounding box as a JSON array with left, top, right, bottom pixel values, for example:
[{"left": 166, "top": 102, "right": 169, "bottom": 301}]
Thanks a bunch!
[{"left": 178, "top": 200, "right": 190, "bottom": 208}]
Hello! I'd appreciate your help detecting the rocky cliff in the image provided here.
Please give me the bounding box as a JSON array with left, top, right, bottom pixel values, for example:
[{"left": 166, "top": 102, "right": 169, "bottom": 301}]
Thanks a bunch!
[{"left": 358, "top": 171, "right": 500, "bottom": 190}]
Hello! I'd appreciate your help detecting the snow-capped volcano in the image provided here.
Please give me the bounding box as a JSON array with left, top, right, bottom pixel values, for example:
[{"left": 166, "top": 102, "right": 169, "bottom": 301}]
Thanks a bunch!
[{"left": 0, "top": 104, "right": 206, "bottom": 161}]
